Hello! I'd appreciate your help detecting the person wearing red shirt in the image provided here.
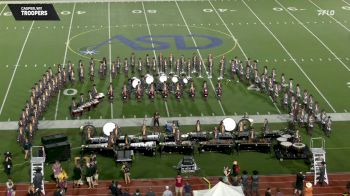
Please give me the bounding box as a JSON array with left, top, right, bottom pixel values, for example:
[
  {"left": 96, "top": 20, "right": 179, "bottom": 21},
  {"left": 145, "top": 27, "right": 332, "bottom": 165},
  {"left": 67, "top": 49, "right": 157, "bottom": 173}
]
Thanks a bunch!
[{"left": 175, "top": 173, "right": 184, "bottom": 196}]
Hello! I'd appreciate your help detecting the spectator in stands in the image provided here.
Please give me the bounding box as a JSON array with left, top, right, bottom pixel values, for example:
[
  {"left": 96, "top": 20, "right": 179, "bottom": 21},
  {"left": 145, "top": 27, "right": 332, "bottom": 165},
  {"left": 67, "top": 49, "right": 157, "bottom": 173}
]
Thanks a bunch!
[
  {"left": 145, "top": 187, "right": 156, "bottom": 196},
  {"left": 184, "top": 182, "right": 192, "bottom": 196},
  {"left": 109, "top": 180, "right": 117, "bottom": 196},
  {"left": 175, "top": 173, "right": 184, "bottom": 196},
  {"left": 52, "top": 160, "right": 62, "bottom": 186},
  {"left": 275, "top": 187, "right": 284, "bottom": 196},
  {"left": 121, "top": 162, "right": 131, "bottom": 185},
  {"left": 251, "top": 170, "right": 259, "bottom": 196},
  {"left": 304, "top": 182, "right": 313, "bottom": 196},
  {"left": 133, "top": 188, "right": 142, "bottom": 196},
  {"left": 241, "top": 170, "right": 249, "bottom": 195},
  {"left": 265, "top": 187, "right": 272, "bottom": 196},
  {"left": 223, "top": 166, "right": 231, "bottom": 184},
  {"left": 23, "top": 137, "right": 31, "bottom": 160},
  {"left": 162, "top": 186, "right": 173, "bottom": 196}
]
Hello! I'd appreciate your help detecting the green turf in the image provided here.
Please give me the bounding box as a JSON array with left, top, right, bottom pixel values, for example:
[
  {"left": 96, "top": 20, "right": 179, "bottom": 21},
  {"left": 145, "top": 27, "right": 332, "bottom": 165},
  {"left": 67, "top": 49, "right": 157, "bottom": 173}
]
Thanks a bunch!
[
  {"left": 1, "top": 0, "right": 350, "bottom": 121},
  {"left": 1, "top": 121, "right": 349, "bottom": 183}
]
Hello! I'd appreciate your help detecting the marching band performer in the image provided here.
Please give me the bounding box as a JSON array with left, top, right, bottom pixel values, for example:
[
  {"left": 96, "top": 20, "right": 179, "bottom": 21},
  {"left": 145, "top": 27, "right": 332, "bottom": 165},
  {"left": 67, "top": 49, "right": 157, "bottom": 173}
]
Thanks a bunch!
[
  {"left": 295, "top": 84, "right": 301, "bottom": 100},
  {"left": 271, "top": 68, "right": 276, "bottom": 83},
  {"left": 136, "top": 84, "right": 142, "bottom": 102},
  {"left": 92, "top": 84, "right": 98, "bottom": 98},
  {"left": 208, "top": 54, "right": 213, "bottom": 78},
  {"left": 163, "top": 57, "right": 168, "bottom": 74},
  {"left": 308, "top": 95, "right": 314, "bottom": 112},
  {"left": 314, "top": 101, "right": 320, "bottom": 121},
  {"left": 151, "top": 57, "right": 157, "bottom": 74},
  {"left": 203, "top": 81, "right": 208, "bottom": 98},
  {"left": 78, "top": 60, "right": 84, "bottom": 82},
  {"left": 116, "top": 57, "right": 121, "bottom": 73},
  {"left": 280, "top": 73, "right": 287, "bottom": 91},
  {"left": 68, "top": 61, "right": 73, "bottom": 81},
  {"left": 149, "top": 83, "right": 155, "bottom": 100},
  {"left": 216, "top": 80, "right": 222, "bottom": 99},
  {"left": 108, "top": 82, "right": 114, "bottom": 101},
  {"left": 176, "top": 58, "right": 180, "bottom": 76},
  {"left": 195, "top": 120, "right": 201, "bottom": 132},
  {"left": 130, "top": 52, "right": 135, "bottom": 74},
  {"left": 307, "top": 112, "right": 315, "bottom": 136},
  {"left": 295, "top": 129, "right": 301, "bottom": 143},
  {"left": 175, "top": 83, "right": 182, "bottom": 100},
  {"left": 254, "top": 69, "right": 261, "bottom": 90},
  {"left": 213, "top": 127, "right": 219, "bottom": 140},
  {"left": 62, "top": 68, "right": 67, "bottom": 84},
  {"left": 282, "top": 92, "right": 289, "bottom": 110},
  {"left": 113, "top": 126, "right": 119, "bottom": 139},
  {"left": 187, "top": 58, "right": 191, "bottom": 77},
  {"left": 288, "top": 78, "right": 294, "bottom": 95},
  {"left": 162, "top": 82, "right": 169, "bottom": 99},
  {"left": 219, "top": 121, "right": 225, "bottom": 135},
  {"left": 98, "top": 61, "right": 104, "bottom": 80},
  {"left": 303, "top": 90, "right": 308, "bottom": 107},
  {"left": 79, "top": 93, "right": 84, "bottom": 106},
  {"left": 87, "top": 90, "right": 93, "bottom": 101},
  {"left": 192, "top": 53, "right": 197, "bottom": 73},
  {"left": 70, "top": 97, "right": 77, "bottom": 116},
  {"left": 122, "top": 83, "right": 128, "bottom": 101},
  {"left": 320, "top": 110, "right": 327, "bottom": 129},
  {"left": 238, "top": 62, "right": 244, "bottom": 82},
  {"left": 111, "top": 61, "right": 116, "bottom": 79},
  {"left": 138, "top": 57, "right": 143, "bottom": 75},
  {"left": 124, "top": 57, "right": 129, "bottom": 77},
  {"left": 189, "top": 81, "right": 195, "bottom": 98},
  {"left": 158, "top": 52, "right": 163, "bottom": 73},
  {"left": 180, "top": 55, "right": 185, "bottom": 74},
  {"left": 219, "top": 58, "right": 224, "bottom": 79},
  {"left": 175, "top": 128, "right": 181, "bottom": 144},
  {"left": 141, "top": 122, "right": 147, "bottom": 137},
  {"left": 169, "top": 53, "right": 174, "bottom": 74},
  {"left": 145, "top": 54, "right": 150, "bottom": 73}
]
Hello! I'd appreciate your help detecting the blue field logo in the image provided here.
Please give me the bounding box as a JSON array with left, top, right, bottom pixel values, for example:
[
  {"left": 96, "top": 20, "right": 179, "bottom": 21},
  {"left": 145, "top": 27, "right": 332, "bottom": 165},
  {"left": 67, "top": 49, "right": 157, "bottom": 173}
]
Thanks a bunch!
[{"left": 79, "top": 34, "right": 222, "bottom": 54}]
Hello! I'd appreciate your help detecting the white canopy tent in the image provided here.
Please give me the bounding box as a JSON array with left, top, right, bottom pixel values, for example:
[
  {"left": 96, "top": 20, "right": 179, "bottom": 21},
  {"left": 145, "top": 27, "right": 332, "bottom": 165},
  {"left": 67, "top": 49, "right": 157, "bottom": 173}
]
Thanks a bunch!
[{"left": 193, "top": 181, "right": 245, "bottom": 196}]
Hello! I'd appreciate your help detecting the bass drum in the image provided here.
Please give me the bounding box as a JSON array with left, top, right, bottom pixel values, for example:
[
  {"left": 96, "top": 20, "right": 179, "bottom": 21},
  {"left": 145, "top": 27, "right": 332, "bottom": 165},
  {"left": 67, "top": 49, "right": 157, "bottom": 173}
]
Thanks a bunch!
[
  {"left": 132, "top": 77, "right": 141, "bottom": 88},
  {"left": 145, "top": 74, "right": 154, "bottom": 85},
  {"left": 237, "top": 118, "right": 252, "bottom": 132}
]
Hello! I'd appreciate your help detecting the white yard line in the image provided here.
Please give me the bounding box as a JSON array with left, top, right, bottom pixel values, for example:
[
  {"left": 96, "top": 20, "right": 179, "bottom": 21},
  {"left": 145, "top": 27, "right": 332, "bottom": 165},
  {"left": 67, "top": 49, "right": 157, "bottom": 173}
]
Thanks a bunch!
[
  {"left": 0, "top": 4, "right": 6, "bottom": 15},
  {"left": 208, "top": 0, "right": 281, "bottom": 115},
  {"left": 141, "top": 1, "right": 170, "bottom": 117},
  {"left": 0, "top": 21, "right": 35, "bottom": 116},
  {"left": 108, "top": 2, "right": 114, "bottom": 119},
  {"left": 174, "top": 0, "right": 226, "bottom": 116},
  {"left": 308, "top": 0, "right": 350, "bottom": 32},
  {"left": 54, "top": 3, "right": 76, "bottom": 120},
  {"left": 241, "top": 0, "right": 337, "bottom": 113},
  {"left": 275, "top": 0, "right": 350, "bottom": 72},
  {"left": 342, "top": 0, "right": 350, "bottom": 6}
]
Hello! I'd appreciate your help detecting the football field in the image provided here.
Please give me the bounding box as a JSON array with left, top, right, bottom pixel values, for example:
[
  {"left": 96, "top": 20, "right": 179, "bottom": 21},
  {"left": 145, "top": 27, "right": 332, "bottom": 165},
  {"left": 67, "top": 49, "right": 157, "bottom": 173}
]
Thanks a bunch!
[{"left": 0, "top": 0, "right": 350, "bottom": 121}]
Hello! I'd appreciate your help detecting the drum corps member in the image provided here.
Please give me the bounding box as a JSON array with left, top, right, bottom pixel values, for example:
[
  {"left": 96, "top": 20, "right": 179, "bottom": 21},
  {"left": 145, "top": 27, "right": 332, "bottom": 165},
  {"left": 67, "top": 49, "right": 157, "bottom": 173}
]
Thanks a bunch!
[
  {"left": 202, "top": 81, "right": 208, "bottom": 99},
  {"left": 189, "top": 81, "right": 195, "bottom": 99},
  {"left": 108, "top": 82, "right": 114, "bottom": 101}
]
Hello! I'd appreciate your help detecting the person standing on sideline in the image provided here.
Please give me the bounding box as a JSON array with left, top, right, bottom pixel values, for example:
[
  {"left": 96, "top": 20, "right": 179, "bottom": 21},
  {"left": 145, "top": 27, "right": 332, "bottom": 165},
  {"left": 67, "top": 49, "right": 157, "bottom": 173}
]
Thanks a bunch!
[
  {"left": 23, "top": 138, "right": 31, "bottom": 160},
  {"left": 231, "top": 160, "right": 240, "bottom": 177},
  {"left": 241, "top": 170, "right": 249, "bottom": 196},
  {"left": 294, "top": 171, "right": 305, "bottom": 196},
  {"left": 265, "top": 187, "right": 272, "bottom": 196},
  {"left": 121, "top": 162, "right": 131, "bottom": 185},
  {"left": 175, "top": 173, "right": 184, "bottom": 196},
  {"left": 318, "top": 161, "right": 326, "bottom": 186},
  {"left": 183, "top": 182, "right": 192, "bottom": 196},
  {"left": 162, "top": 186, "right": 173, "bottom": 196},
  {"left": 251, "top": 170, "right": 259, "bottom": 196},
  {"left": 153, "top": 112, "right": 160, "bottom": 129}
]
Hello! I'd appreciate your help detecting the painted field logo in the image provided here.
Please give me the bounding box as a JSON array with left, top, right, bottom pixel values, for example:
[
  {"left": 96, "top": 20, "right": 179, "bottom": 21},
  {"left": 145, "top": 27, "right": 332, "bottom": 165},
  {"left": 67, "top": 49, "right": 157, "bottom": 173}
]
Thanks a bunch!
[{"left": 79, "top": 34, "right": 223, "bottom": 54}]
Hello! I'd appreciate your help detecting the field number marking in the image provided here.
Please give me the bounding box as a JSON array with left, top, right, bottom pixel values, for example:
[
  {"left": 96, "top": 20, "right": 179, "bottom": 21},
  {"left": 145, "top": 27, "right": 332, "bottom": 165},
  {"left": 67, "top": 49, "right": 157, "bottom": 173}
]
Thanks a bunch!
[
  {"left": 60, "top": 11, "right": 86, "bottom": 15},
  {"left": 203, "top": 8, "right": 236, "bottom": 12},
  {"left": 273, "top": 7, "right": 305, "bottom": 12},
  {"left": 347, "top": 82, "right": 350, "bottom": 88},
  {"left": 132, "top": 10, "right": 157, "bottom": 14},
  {"left": 317, "top": 9, "right": 335, "bottom": 16},
  {"left": 342, "top": 6, "right": 350, "bottom": 11},
  {"left": 63, "top": 88, "right": 77, "bottom": 96}
]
